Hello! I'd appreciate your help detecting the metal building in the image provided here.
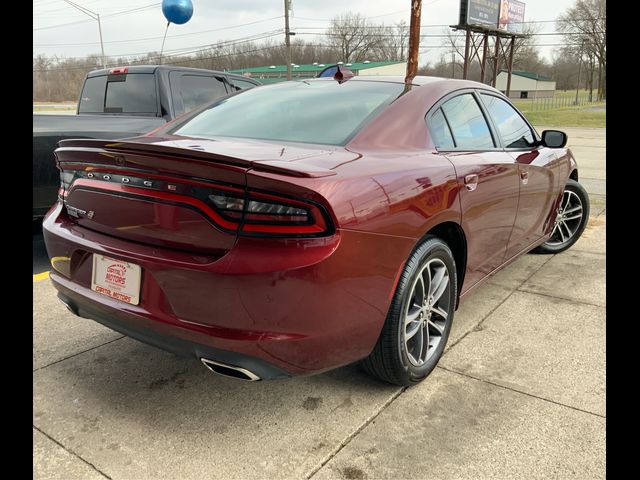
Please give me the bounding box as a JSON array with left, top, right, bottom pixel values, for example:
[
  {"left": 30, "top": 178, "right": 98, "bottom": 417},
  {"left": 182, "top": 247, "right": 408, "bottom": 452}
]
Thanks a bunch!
[
  {"left": 495, "top": 70, "right": 556, "bottom": 99},
  {"left": 229, "top": 61, "right": 407, "bottom": 84}
]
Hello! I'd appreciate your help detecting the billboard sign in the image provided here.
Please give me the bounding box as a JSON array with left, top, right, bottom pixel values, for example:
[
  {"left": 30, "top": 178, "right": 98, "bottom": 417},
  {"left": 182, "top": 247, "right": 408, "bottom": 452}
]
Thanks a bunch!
[
  {"left": 499, "top": 0, "right": 526, "bottom": 33},
  {"left": 459, "top": 0, "right": 501, "bottom": 28},
  {"left": 459, "top": 0, "right": 526, "bottom": 32}
]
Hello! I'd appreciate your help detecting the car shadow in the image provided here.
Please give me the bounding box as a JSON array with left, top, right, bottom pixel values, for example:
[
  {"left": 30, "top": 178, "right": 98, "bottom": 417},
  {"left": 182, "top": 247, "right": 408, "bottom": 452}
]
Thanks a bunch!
[{"left": 37, "top": 336, "right": 398, "bottom": 432}]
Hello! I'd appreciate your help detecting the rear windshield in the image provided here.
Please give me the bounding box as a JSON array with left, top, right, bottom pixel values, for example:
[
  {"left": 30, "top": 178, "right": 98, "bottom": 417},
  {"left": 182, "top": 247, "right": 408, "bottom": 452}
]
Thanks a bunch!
[
  {"left": 79, "top": 73, "right": 157, "bottom": 114},
  {"left": 172, "top": 80, "right": 405, "bottom": 146}
]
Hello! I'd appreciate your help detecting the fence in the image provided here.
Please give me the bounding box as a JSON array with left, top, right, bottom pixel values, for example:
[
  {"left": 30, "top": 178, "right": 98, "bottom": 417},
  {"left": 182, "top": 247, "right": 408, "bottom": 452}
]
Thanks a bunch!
[{"left": 514, "top": 93, "right": 604, "bottom": 111}]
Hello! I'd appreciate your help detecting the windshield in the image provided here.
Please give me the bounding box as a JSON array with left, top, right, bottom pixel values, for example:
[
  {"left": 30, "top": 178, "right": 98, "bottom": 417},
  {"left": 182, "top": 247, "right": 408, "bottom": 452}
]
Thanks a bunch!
[{"left": 172, "top": 80, "right": 405, "bottom": 146}]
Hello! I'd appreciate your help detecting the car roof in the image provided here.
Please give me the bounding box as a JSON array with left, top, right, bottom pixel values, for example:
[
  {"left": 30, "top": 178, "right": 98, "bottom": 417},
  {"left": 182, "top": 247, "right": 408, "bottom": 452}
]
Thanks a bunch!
[
  {"left": 300, "top": 75, "right": 501, "bottom": 92},
  {"left": 85, "top": 65, "right": 256, "bottom": 82},
  {"left": 348, "top": 75, "right": 444, "bottom": 86}
]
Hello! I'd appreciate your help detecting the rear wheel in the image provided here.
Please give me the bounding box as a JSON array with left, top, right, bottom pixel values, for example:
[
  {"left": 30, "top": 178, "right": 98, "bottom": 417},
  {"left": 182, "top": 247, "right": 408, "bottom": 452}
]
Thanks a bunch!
[
  {"left": 532, "top": 179, "right": 589, "bottom": 254},
  {"left": 362, "top": 236, "right": 457, "bottom": 387}
]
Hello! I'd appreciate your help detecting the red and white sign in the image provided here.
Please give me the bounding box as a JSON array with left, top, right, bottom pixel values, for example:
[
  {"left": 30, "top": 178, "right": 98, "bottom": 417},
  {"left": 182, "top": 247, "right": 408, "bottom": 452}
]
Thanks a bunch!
[{"left": 91, "top": 254, "right": 142, "bottom": 305}]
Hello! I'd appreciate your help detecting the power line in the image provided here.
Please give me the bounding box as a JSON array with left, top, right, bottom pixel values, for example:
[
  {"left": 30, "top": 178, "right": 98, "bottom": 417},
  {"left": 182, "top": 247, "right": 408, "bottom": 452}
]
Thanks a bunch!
[
  {"left": 294, "top": 32, "right": 605, "bottom": 40},
  {"left": 37, "top": 30, "right": 283, "bottom": 62},
  {"left": 33, "top": 2, "right": 160, "bottom": 31},
  {"left": 34, "top": 37, "right": 588, "bottom": 74},
  {"left": 292, "top": 0, "right": 445, "bottom": 22},
  {"left": 294, "top": 17, "right": 605, "bottom": 30},
  {"left": 33, "top": 31, "right": 285, "bottom": 71},
  {"left": 34, "top": 44, "right": 287, "bottom": 73},
  {"left": 34, "top": 16, "right": 284, "bottom": 47}
]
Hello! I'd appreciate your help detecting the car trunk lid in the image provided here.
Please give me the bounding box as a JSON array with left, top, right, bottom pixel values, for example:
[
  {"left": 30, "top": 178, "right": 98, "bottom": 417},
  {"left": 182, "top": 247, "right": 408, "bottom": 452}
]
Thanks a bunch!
[{"left": 55, "top": 136, "right": 346, "bottom": 253}]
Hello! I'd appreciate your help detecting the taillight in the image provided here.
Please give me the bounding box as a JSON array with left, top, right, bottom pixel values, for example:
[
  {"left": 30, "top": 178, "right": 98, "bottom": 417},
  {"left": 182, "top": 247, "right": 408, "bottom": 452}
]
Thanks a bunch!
[
  {"left": 207, "top": 190, "right": 331, "bottom": 237},
  {"left": 60, "top": 168, "right": 334, "bottom": 238}
]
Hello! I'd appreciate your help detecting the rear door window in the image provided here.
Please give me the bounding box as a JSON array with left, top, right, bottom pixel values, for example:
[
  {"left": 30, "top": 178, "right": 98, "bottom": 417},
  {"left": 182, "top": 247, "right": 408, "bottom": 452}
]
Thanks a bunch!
[
  {"left": 171, "top": 74, "right": 228, "bottom": 116},
  {"left": 440, "top": 93, "right": 495, "bottom": 150},
  {"left": 229, "top": 78, "right": 259, "bottom": 91}
]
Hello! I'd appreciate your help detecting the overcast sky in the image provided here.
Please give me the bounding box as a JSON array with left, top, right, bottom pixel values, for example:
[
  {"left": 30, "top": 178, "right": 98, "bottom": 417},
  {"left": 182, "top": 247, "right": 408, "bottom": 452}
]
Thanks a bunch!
[{"left": 33, "top": 0, "right": 576, "bottom": 65}]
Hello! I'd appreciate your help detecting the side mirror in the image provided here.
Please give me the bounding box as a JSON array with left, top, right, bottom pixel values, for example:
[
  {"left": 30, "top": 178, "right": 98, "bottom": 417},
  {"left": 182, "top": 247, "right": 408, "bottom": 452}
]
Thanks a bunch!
[{"left": 541, "top": 130, "right": 567, "bottom": 148}]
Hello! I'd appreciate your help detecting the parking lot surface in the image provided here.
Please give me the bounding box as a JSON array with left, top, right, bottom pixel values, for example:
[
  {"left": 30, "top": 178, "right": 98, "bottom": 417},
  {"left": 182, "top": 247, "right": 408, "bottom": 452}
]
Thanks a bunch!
[{"left": 33, "top": 126, "right": 605, "bottom": 479}]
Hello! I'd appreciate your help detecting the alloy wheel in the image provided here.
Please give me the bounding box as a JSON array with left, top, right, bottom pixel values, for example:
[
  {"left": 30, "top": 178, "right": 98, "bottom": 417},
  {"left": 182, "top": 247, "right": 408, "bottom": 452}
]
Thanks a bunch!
[
  {"left": 546, "top": 189, "right": 584, "bottom": 247},
  {"left": 402, "top": 259, "right": 451, "bottom": 366}
]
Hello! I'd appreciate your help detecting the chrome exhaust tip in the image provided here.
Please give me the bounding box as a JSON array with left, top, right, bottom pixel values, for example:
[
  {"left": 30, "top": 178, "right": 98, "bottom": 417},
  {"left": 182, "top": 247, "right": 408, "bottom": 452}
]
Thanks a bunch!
[
  {"left": 200, "top": 358, "right": 261, "bottom": 381},
  {"left": 58, "top": 296, "right": 78, "bottom": 315}
]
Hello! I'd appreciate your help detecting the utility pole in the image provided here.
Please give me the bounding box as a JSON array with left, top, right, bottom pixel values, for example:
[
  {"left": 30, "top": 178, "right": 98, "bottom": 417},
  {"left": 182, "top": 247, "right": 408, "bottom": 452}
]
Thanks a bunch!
[
  {"left": 284, "top": 0, "right": 292, "bottom": 80},
  {"left": 62, "top": 0, "right": 106, "bottom": 68},
  {"left": 451, "top": 51, "right": 455, "bottom": 78},
  {"left": 405, "top": 0, "right": 422, "bottom": 85},
  {"left": 505, "top": 36, "right": 515, "bottom": 97},
  {"left": 574, "top": 41, "right": 584, "bottom": 106}
]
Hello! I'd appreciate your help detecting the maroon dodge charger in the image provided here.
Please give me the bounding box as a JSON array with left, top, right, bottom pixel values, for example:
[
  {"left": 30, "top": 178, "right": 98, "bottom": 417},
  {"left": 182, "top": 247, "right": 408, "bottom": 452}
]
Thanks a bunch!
[{"left": 43, "top": 76, "right": 589, "bottom": 386}]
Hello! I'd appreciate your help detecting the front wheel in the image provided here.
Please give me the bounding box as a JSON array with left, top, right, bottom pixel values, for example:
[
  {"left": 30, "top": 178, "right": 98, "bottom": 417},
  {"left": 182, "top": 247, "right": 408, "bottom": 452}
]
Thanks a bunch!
[
  {"left": 361, "top": 236, "right": 457, "bottom": 387},
  {"left": 533, "top": 179, "right": 590, "bottom": 254}
]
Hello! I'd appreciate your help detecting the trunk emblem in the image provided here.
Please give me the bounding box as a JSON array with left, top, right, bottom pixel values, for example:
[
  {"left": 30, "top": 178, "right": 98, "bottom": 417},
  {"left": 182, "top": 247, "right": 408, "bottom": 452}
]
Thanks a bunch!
[{"left": 66, "top": 204, "right": 95, "bottom": 220}]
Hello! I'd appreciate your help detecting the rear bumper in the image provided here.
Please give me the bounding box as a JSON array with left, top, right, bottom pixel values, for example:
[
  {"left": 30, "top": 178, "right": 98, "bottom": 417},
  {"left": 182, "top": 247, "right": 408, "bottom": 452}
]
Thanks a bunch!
[
  {"left": 55, "top": 287, "right": 290, "bottom": 380},
  {"left": 43, "top": 201, "right": 417, "bottom": 377}
]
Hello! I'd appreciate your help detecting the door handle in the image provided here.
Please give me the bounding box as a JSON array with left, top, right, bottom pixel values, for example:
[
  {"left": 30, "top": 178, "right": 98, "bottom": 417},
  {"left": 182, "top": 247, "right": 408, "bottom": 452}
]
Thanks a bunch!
[
  {"left": 520, "top": 170, "right": 529, "bottom": 185},
  {"left": 464, "top": 174, "right": 479, "bottom": 191}
]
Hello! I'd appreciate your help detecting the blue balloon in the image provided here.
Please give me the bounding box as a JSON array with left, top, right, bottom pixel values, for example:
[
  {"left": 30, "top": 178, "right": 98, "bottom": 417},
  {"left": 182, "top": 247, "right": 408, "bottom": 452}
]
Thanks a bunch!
[{"left": 162, "top": 0, "right": 193, "bottom": 25}]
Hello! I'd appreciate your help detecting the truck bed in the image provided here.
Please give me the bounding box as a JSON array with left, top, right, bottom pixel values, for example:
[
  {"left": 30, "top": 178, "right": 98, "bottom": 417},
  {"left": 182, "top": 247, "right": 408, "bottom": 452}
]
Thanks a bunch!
[{"left": 33, "top": 114, "right": 165, "bottom": 218}]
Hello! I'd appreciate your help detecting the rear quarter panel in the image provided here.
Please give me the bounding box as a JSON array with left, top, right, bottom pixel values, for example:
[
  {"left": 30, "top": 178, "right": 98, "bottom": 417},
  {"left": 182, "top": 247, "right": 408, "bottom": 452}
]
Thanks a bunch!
[{"left": 244, "top": 149, "right": 460, "bottom": 366}]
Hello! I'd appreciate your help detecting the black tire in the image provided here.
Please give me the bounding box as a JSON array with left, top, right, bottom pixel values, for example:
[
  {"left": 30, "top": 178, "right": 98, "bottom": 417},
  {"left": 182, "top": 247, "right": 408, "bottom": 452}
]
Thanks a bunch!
[
  {"left": 362, "top": 236, "right": 457, "bottom": 387},
  {"left": 532, "top": 179, "right": 589, "bottom": 254},
  {"left": 33, "top": 218, "right": 43, "bottom": 235}
]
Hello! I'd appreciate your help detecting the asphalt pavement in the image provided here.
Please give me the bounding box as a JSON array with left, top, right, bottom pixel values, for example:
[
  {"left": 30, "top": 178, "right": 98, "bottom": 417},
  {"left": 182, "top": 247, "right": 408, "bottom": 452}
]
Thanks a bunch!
[{"left": 33, "top": 126, "right": 606, "bottom": 479}]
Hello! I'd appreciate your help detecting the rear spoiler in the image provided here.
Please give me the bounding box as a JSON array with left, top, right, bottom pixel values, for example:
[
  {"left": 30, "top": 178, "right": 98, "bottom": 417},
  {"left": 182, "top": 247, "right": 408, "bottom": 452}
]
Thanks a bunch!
[{"left": 56, "top": 138, "right": 337, "bottom": 178}]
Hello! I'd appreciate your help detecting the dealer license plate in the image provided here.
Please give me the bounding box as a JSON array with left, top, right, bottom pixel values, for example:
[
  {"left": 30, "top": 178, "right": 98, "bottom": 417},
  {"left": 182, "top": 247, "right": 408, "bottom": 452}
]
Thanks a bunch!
[{"left": 91, "top": 254, "right": 141, "bottom": 305}]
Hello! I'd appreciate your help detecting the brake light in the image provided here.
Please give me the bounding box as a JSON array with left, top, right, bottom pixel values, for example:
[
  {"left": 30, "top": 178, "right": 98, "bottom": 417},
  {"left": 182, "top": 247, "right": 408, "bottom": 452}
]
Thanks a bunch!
[
  {"left": 109, "top": 66, "right": 128, "bottom": 75},
  {"left": 60, "top": 169, "right": 333, "bottom": 238},
  {"left": 207, "top": 190, "right": 331, "bottom": 237}
]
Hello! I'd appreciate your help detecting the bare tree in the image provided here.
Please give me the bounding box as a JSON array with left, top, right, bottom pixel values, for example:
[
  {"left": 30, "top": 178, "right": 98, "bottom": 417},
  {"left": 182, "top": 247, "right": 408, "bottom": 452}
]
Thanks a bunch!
[
  {"left": 325, "top": 12, "right": 384, "bottom": 63},
  {"left": 511, "top": 23, "right": 546, "bottom": 72},
  {"left": 440, "top": 28, "right": 466, "bottom": 78},
  {"left": 557, "top": 0, "right": 606, "bottom": 99},
  {"left": 388, "top": 20, "right": 409, "bottom": 61}
]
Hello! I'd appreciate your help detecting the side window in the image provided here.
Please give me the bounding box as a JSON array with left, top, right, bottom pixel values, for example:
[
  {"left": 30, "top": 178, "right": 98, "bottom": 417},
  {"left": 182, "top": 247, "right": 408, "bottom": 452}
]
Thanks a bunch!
[
  {"left": 428, "top": 108, "right": 455, "bottom": 149},
  {"left": 230, "top": 78, "right": 258, "bottom": 91},
  {"left": 174, "top": 75, "right": 228, "bottom": 116},
  {"left": 480, "top": 93, "right": 535, "bottom": 148},
  {"left": 440, "top": 94, "right": 494, "bottom": 149}
]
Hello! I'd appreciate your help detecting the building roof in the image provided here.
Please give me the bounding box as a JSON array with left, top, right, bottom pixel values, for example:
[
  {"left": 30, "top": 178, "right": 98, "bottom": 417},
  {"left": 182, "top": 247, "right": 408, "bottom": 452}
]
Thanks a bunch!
[
  {"left": 230, "top": 60, "right": 405, "bottom": 75},
  {"left": 500, "top": 70, "right": 554, "bottom": 82}
]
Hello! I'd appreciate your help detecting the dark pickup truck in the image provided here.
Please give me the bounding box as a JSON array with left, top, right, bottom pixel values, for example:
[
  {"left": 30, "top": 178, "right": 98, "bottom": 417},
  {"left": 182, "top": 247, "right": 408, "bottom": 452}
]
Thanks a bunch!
[{"left": 33, "top": 65, "right": 260, "bottom": 218}]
